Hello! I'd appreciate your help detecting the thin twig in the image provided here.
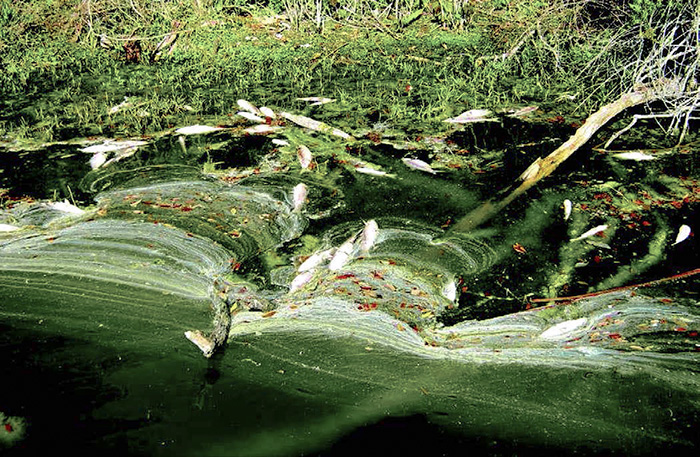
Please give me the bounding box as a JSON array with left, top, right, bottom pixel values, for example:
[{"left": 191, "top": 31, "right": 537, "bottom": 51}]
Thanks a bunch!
[{"left": 529, "top": 268, "right": 700, "bottom": 305}]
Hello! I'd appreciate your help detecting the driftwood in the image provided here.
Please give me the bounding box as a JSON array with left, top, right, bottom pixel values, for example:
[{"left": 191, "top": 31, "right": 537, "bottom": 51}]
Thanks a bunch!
[{"left": 451, "top": 85, "right": 660, "bottom": 233}]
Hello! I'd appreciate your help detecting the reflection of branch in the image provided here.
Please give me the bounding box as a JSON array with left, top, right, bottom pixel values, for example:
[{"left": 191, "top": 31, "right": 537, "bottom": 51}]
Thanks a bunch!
[{"left": 476, "top": 29, "right": 535, "bottom": 66}]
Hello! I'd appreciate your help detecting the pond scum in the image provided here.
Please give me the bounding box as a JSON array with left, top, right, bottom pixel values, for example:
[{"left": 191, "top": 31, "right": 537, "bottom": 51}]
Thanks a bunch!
[{"left": 0, "top": 0, "right": 699, "bottom": 455}]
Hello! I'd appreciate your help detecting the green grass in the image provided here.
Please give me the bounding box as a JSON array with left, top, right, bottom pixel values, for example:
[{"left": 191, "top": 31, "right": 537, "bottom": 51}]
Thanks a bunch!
[{"left": 0, "top": 0, "right": 639, "bottom": 144}]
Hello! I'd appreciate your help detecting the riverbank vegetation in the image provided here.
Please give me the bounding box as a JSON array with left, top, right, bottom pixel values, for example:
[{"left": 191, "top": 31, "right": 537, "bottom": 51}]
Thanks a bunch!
[{"left": 2, "top": 0, "right": 695, "bottom": 145}]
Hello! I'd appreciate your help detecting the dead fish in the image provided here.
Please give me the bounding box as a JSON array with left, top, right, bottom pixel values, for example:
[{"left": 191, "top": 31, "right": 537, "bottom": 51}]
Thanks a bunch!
[
  {"left": 292, "top": 183, "right": 308, "bottom": 212},
  {"left": 672, "top": 224, "right": 691, "bottom": 245},
  {"left": 570, "top": 224, "right": 608, "bottom": 242},
  {"left": 442, "top": 280, "right": 457, "bottom": 302},
  {"left": 89, "top": 151, "right": 107, "bottom": 169},
  {"left": 539, "top": 318, "right": 587, "bottom": 340},
  {"left": 298, "top": 248, "right": 335, "bottom": 272},
  {"left": 237, "top": 99, "right": 262, "bottom": 115},
  {"left": 402, "top": 158, "right": 436, "bottom": 174},
  {"left": 290, "top": 270, "right": 314, "bottom": 292},
  {"left": 259, "top": 106, "right": 276, "bottom": 119},
  {"left": 354, "top": 167, "right": 395, "bottom": 178},
  {"left": 243, "top": 124, "right": 281, "bottom": 135},
  {"left": 47, "top": 200, "right": 85, "bottom": 215},
  {"left": 0, "top": 223, "right": 20, "bottom": 232},
  {"left": 444, "top": 109, "right": 496, "bottom": 124},
  {"left": 184, "top": 330, "right": 215, "bottom": 356},
  {"left": 280, "top": 112, "right": 353, "bottom": 140},
  {"left": 175, "top": 124, "right": 224, "bottom": 135},
  {"left": 329, "top": 234, "right": 357, "bottom": 271},
  {"left": 507, "top": 106, "right": 539, "bottom": 117},
  {"left": 80, "top": 139, "right": 148, "bottom": 154},
  {"left": 360, "top": 220, "right": 379, "bottom": 254},
  {"left": 563, "top": 199, "right": 572, "bottom": 221},
  {"left": 272, "top": 138, "right": 289, "bottom": 146},
  {"left": 237, "top": 111, "right": 265, "bottom": 123},
  {"left": 296, "top": 97, "right": 336, "bottom": 106},
  {"left": 612, "top": 151, "right": 656, "bottom": 161},
  {"left": 297, "top": 145, "right": 312, "bottom": 169}
]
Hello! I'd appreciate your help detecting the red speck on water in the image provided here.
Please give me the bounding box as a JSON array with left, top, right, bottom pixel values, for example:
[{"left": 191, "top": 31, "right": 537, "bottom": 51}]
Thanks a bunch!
[
  {"left": 336, "top": 274, "right": 355, "bottom": 280},
  {"left": 675, "top": 327, "right": 687, "bottom": 332},
  {"left": 4, "top": 424, "right": 12, "bottom": 433}
]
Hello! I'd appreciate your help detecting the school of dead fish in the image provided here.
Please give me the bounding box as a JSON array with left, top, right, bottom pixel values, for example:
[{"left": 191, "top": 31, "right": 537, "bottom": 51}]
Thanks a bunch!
[{"left": 53, "top": 97, "right": 696, "bottom": 356}]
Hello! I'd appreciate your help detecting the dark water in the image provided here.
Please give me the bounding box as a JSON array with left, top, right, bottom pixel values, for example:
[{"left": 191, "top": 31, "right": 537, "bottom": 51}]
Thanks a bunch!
[{"left": 1, "top": 115, "right": 698, "bottom": 456}]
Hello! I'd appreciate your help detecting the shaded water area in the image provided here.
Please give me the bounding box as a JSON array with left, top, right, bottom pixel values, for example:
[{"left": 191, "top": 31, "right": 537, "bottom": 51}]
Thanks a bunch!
[{"left": 1, "top": 96, "right": 699, "bottom": 456}]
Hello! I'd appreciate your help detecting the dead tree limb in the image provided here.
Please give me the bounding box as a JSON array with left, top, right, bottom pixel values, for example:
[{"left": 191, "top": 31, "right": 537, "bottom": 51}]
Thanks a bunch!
[{"left": 451, "top": 86, "right": 658, "bottom": 233}]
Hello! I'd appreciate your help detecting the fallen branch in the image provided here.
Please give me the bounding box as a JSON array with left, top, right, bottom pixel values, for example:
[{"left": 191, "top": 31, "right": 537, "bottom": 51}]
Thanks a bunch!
[{"left": 451, "top": 84, "right": 658, "bottom": 232}]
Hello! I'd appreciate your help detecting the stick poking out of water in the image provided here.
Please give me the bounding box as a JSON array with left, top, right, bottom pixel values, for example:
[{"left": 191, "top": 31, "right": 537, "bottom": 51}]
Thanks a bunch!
[{"left": 451, "top": 85, "right": 659, "bottom": 233}]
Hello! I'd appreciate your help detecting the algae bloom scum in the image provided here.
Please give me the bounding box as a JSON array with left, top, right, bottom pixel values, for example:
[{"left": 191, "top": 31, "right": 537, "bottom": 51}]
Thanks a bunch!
[{"left": 0, "top": 110, "right": 698, "bottom": 455}]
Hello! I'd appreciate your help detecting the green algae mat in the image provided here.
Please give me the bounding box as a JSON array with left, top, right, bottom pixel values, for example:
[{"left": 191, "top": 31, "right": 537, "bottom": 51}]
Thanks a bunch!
[{"left": 1, "top": 101, "right": 698, "bottom": 456}]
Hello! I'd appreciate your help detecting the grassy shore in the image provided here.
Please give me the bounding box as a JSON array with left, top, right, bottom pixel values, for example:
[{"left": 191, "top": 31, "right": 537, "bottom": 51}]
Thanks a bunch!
[{"left": 0, "top": 0, "right": 642, "bottom": 144}]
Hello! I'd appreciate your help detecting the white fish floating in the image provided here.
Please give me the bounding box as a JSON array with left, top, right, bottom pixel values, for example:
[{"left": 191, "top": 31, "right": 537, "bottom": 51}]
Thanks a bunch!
[
  {"left": 290, "top": 270, "right": 314, "bottom": 292},
  {"left": 612, "top": 151, "right": 656, "bottom": 161},
  {"left": 292, "top": 183, "right": 308, "bottom": 212},
  {"left": 184, "top": 330, "right": 214, "bottom": 356},
  {"left": 354, "top": 167, "right": 395, "bottom": 178},
  {"left": 80, "top": 139, "right": 149, "bottom": 154},
  {"left": 507, "top": 106, "right": 539, "bottom": 118},
  {"left": 271, "top": 138, "right": 290, "bottom": 146},
  {"left": 0, "top": 223, "right": 20, "bottom": 232},
  {"left": 442, "top": 280, "right": 457, "bottom": 302},
  {"left": 89, "top": 151, "right": 107, "bottom": 169},
  {"left": 297, "top": 145, "right": 313, "bottom": 169},
  {"left": 298, "top": 248, "right": 335, "bottom": 273},
  {"left": 237, "top": 111, "right": 265, "bottom": 123},
  {"left": 539, "top": 317, "right": 588, "bottom": 340},
  {"left": 47, "top": 200, "right": 85, "bottom": 215},
  {"left": 175, "top": 124, "right": 224, "bottom": 135},
  {"left": 570, "top": 224, "right": 608, "bottom": 242},
  {"left": 259, "top": 106, "right": 276, "bottom": 119},
  {"left": 328, "top": 234, "right": 357, "bottom": 271},
  {"left": 296, "top": 97, "right": 336, "bottom": 106},
  {"left": 243, "top": 124, "right": 281, "bottom": 135},
  {"left": 89, "top": 146, "right": 139, "bottom": 169},
  {"left": 237, "top": 99, "right": 262, "bottom": 116},
  {"left": 563, "top": 199, "right": 572, "bottom": 221},
  {"left": 359, "top": 219, "right": 379, "bottom": 255},
  {"left": 444, "top": 109, "right": 496, "bottom": 124},
  {"left": 280, "top": 112, "right": 353, "bottom": 140},
  {"left": 402, "top": 158, "right": 436, "bottom": 174},
  {"left": 672, "top": 224, "right": 691, "bottom": 245}
]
